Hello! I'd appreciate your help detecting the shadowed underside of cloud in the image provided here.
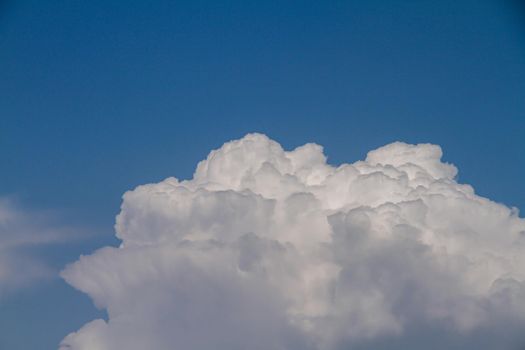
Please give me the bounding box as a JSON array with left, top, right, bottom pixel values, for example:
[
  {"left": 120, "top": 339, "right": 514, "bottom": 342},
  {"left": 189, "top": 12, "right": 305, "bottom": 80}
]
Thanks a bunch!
[{"left": 60, "top": 134, "right": 525, "bottom": 350}]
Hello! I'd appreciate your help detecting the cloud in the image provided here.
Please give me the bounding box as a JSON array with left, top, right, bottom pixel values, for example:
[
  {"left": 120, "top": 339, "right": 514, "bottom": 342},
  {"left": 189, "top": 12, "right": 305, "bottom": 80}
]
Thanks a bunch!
[
  {"left": 0, "top": 198, "right": 72, "bottom": 296},
  {"left": 60, "top": 134, "right": 525, "bottom": 349}
]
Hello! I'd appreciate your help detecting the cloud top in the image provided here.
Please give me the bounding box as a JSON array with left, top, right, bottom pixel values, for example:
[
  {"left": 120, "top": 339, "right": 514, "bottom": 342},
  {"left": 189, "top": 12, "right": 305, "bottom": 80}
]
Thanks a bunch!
[{"left": 60, "top": 134, "right": 525, "bottom": 349}]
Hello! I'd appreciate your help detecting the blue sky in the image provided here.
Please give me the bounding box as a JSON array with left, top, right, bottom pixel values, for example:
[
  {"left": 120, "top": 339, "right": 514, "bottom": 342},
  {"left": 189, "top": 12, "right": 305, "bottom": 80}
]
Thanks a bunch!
[{"left": 1, "top": 0, "right": 524, "bottom": 349}]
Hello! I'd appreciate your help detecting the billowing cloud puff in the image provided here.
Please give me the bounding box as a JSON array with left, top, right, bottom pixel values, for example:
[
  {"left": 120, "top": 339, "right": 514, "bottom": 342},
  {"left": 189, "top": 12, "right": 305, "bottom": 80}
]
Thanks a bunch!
[
  {"left": 0, "top": 198, "right": 70, "bottom": 296},
  {"left": 60, "top": 134, "right": 525, "bottom": 349}
]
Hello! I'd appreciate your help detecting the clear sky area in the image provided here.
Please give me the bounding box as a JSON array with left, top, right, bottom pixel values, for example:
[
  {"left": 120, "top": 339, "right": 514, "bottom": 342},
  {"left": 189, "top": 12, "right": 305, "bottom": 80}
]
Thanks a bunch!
[{"left": 1, "top": 1, "right": 524, "bottom": 349}]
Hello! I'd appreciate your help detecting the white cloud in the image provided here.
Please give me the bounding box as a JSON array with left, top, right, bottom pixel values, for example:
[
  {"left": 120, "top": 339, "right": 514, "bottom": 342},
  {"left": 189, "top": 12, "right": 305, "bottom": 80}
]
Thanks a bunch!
[
  {"left": 0, "top": 198, "right": 71, "bottom": 296},
  {"left": 60, "top": 134, "right": 525, "bottom": 349}
]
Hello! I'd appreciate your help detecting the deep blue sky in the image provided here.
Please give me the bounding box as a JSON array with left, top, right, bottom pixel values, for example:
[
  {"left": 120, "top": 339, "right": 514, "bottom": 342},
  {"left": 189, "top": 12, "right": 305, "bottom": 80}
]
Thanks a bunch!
[{"left": 1, "top": 0, "right": 524, "bottom": 348}]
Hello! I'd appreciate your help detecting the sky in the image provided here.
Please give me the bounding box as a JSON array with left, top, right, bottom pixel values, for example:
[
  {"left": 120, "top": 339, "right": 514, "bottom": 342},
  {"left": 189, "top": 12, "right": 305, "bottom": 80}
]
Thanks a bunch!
[{"left": 0, "top": 0, "right": 525, "bottom": 349}]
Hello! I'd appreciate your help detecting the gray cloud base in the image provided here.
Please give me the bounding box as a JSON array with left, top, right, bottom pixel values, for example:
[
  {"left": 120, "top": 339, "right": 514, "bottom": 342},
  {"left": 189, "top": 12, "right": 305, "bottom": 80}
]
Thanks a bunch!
[{"left": 60, "top": 134, "right": 525, "bottom": 349}]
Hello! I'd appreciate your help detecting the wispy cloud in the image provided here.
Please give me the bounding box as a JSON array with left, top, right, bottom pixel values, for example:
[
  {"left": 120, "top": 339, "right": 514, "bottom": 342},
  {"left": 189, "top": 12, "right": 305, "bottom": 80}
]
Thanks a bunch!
[{"left": 0, "top": 197, "right": 77, "bottom": 297}]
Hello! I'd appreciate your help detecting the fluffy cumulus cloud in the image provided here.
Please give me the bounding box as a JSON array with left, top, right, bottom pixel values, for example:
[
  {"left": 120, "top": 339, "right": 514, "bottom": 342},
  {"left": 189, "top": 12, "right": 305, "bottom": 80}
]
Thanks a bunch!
[
  {"left": 60, "top": 134, "right": 525, "bottom": 349},
  {"left": 0, "top": 198, "right": 69, "bottom": 296}
]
